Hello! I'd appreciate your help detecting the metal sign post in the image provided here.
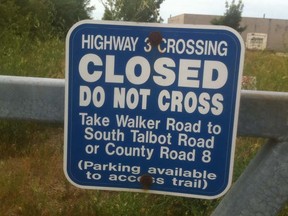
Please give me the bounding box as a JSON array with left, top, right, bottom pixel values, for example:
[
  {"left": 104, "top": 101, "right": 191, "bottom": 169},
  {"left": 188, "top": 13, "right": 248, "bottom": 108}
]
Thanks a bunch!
[{"left": 64, "top": 20, "right": 244, "bottom": 199}]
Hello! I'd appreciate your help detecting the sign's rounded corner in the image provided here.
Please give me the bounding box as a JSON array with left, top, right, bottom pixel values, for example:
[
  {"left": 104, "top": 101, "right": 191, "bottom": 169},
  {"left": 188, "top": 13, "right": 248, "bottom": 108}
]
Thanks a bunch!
[
  {"left": 63, "top": 166, "right": 86, "bottom": 189},
  {"left": 208, "top": 180, "right": 233, "bottom": 199},
  {"left": 220, "top": 25, "right": 246, "bottom": 51},
  {"left": 65, "top": 19, "right": 97, "bottom": 44}
]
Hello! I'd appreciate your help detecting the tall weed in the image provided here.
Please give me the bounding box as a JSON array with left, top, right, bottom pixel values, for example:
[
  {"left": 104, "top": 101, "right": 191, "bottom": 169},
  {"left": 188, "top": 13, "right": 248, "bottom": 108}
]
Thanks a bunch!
[
  {"left": 244, "top": 51, "right": 288, "bottom": 91},
  {"left": 0, "top": 34, "right": 64, "bottom": 78}
]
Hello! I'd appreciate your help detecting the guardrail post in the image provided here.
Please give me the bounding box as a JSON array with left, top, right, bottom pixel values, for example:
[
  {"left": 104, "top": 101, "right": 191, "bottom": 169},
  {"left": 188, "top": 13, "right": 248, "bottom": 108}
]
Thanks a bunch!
[{"left": 212, "top": 137, "right": 288, "bottom": 216}]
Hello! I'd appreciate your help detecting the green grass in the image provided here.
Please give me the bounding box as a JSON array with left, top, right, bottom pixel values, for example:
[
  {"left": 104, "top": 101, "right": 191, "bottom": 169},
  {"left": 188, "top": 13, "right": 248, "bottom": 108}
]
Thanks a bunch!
[
  {"left": 0, "top": 122, "right": 219, "bottom": 216},
  {"left": 0, "top": 122, "right": 274, "bottom": 216},
  {"left": 0, "top": 36, "right": 65, "bottom": 78},
  {"left": 244, "top": 50, "right": 288, "bottom": 92},
  {"left": 0, "top": 39, "right": 288, "bottom": 216}
]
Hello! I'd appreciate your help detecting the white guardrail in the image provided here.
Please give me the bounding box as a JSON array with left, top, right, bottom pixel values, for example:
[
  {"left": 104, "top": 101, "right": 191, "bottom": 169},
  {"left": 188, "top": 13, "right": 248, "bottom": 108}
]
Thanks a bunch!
[{"left": 0, "top": 75, "right": 287, "bottom": 215}]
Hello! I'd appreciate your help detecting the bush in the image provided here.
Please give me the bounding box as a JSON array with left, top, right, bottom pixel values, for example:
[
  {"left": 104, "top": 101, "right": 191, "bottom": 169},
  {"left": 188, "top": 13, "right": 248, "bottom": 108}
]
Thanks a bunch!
[{"left": 0, "top": 33, "right": 64, "bottom": 78}]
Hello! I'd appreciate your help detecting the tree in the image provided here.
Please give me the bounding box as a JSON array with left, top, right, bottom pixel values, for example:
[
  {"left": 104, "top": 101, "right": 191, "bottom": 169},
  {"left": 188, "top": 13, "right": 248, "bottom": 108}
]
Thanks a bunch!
[
  {"left": 48, "top": 0, "right": 95, "bottom": 38},
  {"left": 211, "top": 0, "right": 246, "bottom": 33},
  {"left": 51, "top": 0, "right": 95, "bottom": 37},
  {"left": 0, "top": 0, "right": 95, "bottom": 40},
  {"left": 102, "top": 0, "right": 120, "bottom": 20},
  {"left": 0, "top": 0, "right": 51, "bottom": 43},
  {"left": 102, "top": 0, "right": 164, "bottom": 22}
]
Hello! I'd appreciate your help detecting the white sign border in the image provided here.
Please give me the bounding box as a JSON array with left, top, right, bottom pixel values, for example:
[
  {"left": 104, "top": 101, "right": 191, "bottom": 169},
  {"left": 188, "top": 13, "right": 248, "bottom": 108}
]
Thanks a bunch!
[{"left": 64, "top": 20, "right": 245, "bottom": 199}]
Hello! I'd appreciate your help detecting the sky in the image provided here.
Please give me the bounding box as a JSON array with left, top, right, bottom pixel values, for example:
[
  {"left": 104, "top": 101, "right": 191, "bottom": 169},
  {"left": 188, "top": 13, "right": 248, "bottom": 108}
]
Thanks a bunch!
[{"left": 90, "top": 0, "right": 288, "bottom": 22}]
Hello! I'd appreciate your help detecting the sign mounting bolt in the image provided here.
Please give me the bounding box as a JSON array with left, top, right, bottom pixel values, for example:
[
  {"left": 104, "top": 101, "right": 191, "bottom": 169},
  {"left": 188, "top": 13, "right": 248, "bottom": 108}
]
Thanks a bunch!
[
  {"left": 148, "top": 32, "right": 163, "bottom": 47},
  {"left": 140, "top": 174, "right": 153, "bottom": 190}
]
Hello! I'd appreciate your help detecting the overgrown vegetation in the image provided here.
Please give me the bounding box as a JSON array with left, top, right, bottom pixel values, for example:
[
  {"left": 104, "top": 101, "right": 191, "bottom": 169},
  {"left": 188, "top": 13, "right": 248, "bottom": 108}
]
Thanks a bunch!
[
  {"left": 1, "top": 47, "right": 287, "bottom": 215},
  {"left": 0, "top": 38, "right": 65, "bottom": 78},
  {"left": 1, "top": 123, "right": 286, "bottom": 215},
  {"left": 102, "top": 0, "right": 164, "bottom": 22},
  {"left": 0, "top": 0, "right": 94, "bottom": 39},
  {"left": 0, "top": 1, "right": 287, "bottom": 214},
  {"left": 0, "top": 0, "right": 93, "bottom": 78},
  {"left": 244, "top": 51, "right": 288, "bottom": 91}
]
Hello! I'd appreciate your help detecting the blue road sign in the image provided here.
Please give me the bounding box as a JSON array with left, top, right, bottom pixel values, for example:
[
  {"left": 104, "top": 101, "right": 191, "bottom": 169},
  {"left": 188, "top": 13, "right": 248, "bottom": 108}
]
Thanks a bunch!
[{"left": 64, "top": 20, "right": 244, "bottom": 199}]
